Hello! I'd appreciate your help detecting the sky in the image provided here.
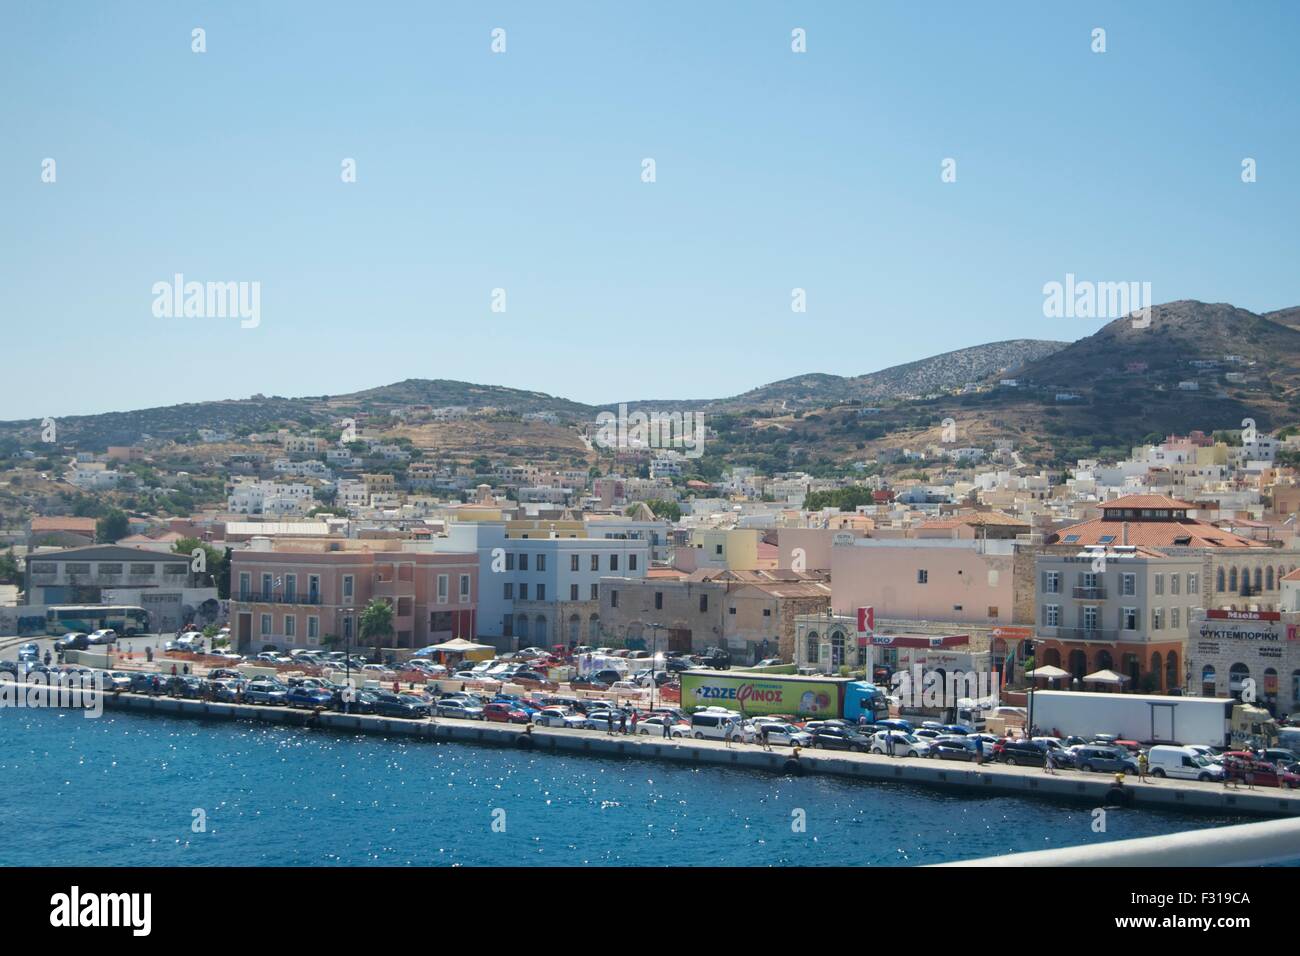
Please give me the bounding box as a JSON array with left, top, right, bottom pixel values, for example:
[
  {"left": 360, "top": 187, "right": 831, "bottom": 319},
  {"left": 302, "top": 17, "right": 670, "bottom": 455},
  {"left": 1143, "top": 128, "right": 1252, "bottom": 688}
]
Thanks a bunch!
[{"left": 3, "top": 0, "right": 1299, "bottom": 420}]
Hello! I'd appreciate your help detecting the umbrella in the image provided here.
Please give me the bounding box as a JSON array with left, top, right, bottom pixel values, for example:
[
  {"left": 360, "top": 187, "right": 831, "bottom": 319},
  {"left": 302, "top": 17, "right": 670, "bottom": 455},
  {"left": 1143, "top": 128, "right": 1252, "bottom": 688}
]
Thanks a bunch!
[
  {"left": 1025, "top": 665, "right": 1070, "bottom": 680},
  {"left": 417, "top": 638, "right": 495, "bottom": 654},
  {"left": 1083, "top": 669, "right": 1130, "bottom": 685}
]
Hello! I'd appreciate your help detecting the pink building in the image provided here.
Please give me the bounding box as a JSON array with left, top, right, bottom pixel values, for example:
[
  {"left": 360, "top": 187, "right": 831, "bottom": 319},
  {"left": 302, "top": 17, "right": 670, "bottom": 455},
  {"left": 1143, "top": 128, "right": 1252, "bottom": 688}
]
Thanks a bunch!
[{"left": 230, "top": 540, "right": 477, "bottom": 653}]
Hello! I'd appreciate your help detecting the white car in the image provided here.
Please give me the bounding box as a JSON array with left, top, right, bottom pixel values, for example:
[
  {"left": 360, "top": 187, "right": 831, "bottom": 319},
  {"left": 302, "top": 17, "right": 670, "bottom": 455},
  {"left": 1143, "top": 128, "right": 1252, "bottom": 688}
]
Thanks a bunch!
[
  {"left": 534, "top": 707, "right": 588, "bottom": 729},
  {"left": 757, "top": 722, "right": 813, "bottom": 747},
  {"left": 869, "top": 731, "right": 931, "bottom": 758},
  {"left": 609, "top": 680, "right": 640, "bottom": 692},
  {"left": 87, "top": 629, "right": 118, "bottom": 645},
  {"left": 635, "top": 715, "right": 690, "bottom": 738},
  {"left": 436, "top": 699, "right": 484, "bottom": 719}
]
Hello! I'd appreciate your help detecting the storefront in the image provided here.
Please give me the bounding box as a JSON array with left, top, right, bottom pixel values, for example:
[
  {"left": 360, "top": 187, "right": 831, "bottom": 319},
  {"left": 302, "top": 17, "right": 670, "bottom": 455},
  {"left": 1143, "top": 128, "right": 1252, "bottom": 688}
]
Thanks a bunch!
[{"left": 1187, "top": 609, "right": 1300, "bottom": 716}]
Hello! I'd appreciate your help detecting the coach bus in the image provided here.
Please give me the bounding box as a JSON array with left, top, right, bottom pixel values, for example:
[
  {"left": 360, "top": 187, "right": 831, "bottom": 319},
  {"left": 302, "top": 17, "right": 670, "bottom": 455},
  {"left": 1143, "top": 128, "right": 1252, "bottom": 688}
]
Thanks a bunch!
[{"left": 45, "top": 605, "right": 151, "bottom": 637}]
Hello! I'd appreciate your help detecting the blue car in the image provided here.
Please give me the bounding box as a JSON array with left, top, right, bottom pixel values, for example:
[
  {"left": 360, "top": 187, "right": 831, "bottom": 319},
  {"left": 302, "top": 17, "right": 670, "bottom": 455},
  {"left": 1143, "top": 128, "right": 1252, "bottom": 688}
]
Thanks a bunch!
[
  {"left": 876, "top": 718, "right": 914, "bottom": 734},
  {"left": 244, "top": 681, "right": 289, "bottom": 705},
  {"left": 286, "top": 686, "right": 333, "bottom": 709}
]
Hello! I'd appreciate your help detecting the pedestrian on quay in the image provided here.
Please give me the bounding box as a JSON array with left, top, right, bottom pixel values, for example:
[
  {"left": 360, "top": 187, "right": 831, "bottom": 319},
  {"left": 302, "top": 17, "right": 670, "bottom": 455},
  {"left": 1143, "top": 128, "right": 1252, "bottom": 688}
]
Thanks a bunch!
[
  {"left": 146, "top": 646, "right": 153, "bottom": 663},
  {"left": 43, "top": 649, "right": 51, "bottom": 667},
  {"left": 761, "top": 723, "right": 772, "bottom": 752},
  {"left": 171, "top": 663, "right": 178, "bottom": 676},
  {"left": 183, "top": 663, "right": 190, "bottom": 676},
  {"left": 662, "top": 715, "right": 672, "bottom": 739},
  {"left": 619, "top": 712, "right": 627, "bottom": 735},
  {"left": 607, "top": 712, "right": 615, "bottom": 735},
  {"left": 887, "top": 732, "right": 896, "bottom": 758},
  {"left": 1044, "top": 748, "right": 1056, "bottom": 774},
  {"left": 1137, "top": 751, "right": 1150, "bottom": 783},
  {"left": 630, "top": 710, "right": 638, "bottom": 735}
]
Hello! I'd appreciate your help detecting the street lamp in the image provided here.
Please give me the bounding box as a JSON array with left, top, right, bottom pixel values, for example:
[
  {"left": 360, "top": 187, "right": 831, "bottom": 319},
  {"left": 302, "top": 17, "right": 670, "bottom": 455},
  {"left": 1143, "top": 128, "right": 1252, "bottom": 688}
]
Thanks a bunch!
[{"left": 650, "top": 622, "right": 662, "bottom": 710}]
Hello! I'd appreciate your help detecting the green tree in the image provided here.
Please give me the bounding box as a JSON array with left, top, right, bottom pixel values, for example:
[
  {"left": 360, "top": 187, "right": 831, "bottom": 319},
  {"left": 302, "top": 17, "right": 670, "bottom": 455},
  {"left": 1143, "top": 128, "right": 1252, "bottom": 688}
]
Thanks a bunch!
[
  {"left": 0, "top": 548, "right": 19, "bottom": 585},
  {"left": 96, "top": 509, "right": 130, "bottom": 543},
  {"left": 173, "top": 537, "right": 225, "bottom": 590},
  {"left": 359, "top": 598, "right": 394, "bottom": 654}
]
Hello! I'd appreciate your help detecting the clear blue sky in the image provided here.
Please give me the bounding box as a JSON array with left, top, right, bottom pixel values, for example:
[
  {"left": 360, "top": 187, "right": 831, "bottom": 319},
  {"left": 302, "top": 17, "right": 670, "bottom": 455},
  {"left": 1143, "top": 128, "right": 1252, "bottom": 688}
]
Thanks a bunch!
[{"left": 3, "top": 1, "right": 1298, "bottom": 420}]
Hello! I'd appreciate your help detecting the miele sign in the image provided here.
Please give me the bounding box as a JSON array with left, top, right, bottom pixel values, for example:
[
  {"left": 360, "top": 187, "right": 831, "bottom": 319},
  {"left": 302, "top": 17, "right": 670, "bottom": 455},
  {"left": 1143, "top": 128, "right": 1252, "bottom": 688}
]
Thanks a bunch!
[{"left": 1206, "top": 609, "right": 1281, "bottom": 622}]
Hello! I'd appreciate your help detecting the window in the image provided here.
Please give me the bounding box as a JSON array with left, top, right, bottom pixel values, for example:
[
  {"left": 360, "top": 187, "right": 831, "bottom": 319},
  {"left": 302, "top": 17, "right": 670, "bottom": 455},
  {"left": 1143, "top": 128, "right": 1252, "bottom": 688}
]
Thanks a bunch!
[
  {"left": 610, "top": 555, "right": 619, "bottom": 572},
  {"left": 570, "top": 584, "right": 579, "bottom": 600},
  {"left": 284, "top": 574, "right": 297, "bottom": 601},
  {"left": 519, "top": 584, "right": 529, "bottom": 600},
  {"left": 261, "top": 573, "right": 273, "bottom": 596},
  {"left": 502, "top": 614, "right": 513, "bottom": 638},
  {"left": 506, "top": 553, "right": 515, "bottom": 571},
  {"left": 284, "top": 615, "right": 296, "bottom": 638},
  {"left": 987, "top": 606, "right": 998, "bottom": 618},
  {"left": 629, "top": 554, "right": 638, "bottom": 571},
  {"left": 715, "top": 544, "right": 723, "bottom": 555},
  {"left": 1082, "top": 606, "right": 1098, "bottom": 630},
  {"left": 308, "top": 574, "right": 320, "bottom": 601},
  {"left": 590, "top": 554, "right": 599, "bottom": 571},
  {"left": 699, "top": 594, "right": 708, "bottom": 612},
  {"left": 917, "top": 569, "right": 929, "bottom": 584},
  {"left": 460, "top": 574, "right": 470, "bottom": 602},
  {"left": 1122, "top": 607, "right": 1138, "bottom": 630},
  {"left": 1121, "top": 573, "right": 1136, "bottom": 596},
  {"left": 610, "top": 590, "right": 619, "bottom": 608},
  {"left": 504, "top": 583, "right": 514, "bottom": 600},
  {"left": 1154, "top": 574, "right": 1164, "bottom": 596},
  {"left": 1043, "top": 605, "right": 1060, "bottom": 627},
  {"left": 571, "top": 554, "right": 580, "bottom": 572},
  {"left": 519, "top": 554, "right": 529, "bottom": 571},
  {"left": 537, "top": 554, "right": 546, "bottom": 572},
  {"left": 1171, "top": 607, "right": 1180, "bottom": 629},
  {"left": 239, "top": 572, "right": 251, "bottom": 601},
  {"left": 590, "top": 584, "right": 598, "bottom": 600},
  {"left": 1043, "top": 571, "right": 1060, "bottom": 594},
  {"left": 260, "top": 614, "right": 271, "bottom": 635},
  {"left": 728, "top": 607, "right": 736, "bottom": 615},
  {"left": 536, "top": 584, "right": 545, "bottom": 601},
  {"left": 1189, "top": 573, "right": 1198, "bottom": 594},
  {"left": 655, "top": 592, "right": 663, "bottom": 610},
  {"left": 308, "top": 617, "right": 319, "bottom": 640},
  {"left": 1171, "top": 574, "right": 1180, "bottom": 596},
  {"left": 343, "top": 575, "right": 354, "bottom": 601},
  {"left": 437, "top": 575, "right": 449, "bottom": 602},
  {"left": 763, "top": 608, "right": 771, "bottom": 617},
  {"left": 1152, "top": 607, "right": 1164, "bottom": 630}
]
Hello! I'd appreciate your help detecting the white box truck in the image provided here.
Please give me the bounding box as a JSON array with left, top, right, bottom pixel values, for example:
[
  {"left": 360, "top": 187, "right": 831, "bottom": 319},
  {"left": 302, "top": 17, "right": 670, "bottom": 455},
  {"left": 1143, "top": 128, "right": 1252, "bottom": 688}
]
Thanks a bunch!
[{"left": 1029, "top": 690, "right": 1235, "bottom": 746}]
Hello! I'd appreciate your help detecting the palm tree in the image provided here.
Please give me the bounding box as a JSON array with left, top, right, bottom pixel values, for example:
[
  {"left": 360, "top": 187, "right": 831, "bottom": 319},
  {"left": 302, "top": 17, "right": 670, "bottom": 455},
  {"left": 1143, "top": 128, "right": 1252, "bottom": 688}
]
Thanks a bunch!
[{"left": 359, "top": 599, "right": 394, "bottom": 659}]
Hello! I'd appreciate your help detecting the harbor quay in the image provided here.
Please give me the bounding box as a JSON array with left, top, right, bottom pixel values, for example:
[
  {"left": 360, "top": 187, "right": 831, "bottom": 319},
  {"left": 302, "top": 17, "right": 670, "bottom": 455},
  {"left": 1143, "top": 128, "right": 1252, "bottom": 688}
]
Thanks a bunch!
[{"left": 79, "top": 688, "right": 1300, "bottom": 820}]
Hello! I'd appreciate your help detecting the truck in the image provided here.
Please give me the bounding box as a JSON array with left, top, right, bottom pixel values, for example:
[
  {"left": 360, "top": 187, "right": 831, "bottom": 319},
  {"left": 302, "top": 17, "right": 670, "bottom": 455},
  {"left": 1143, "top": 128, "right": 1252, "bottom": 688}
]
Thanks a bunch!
[
  {"left": 678, "top": 670, "right": 886, "bottom": 721},
  {"left": 1029, "top": 690, "right": 1274, "bottom": 747}
]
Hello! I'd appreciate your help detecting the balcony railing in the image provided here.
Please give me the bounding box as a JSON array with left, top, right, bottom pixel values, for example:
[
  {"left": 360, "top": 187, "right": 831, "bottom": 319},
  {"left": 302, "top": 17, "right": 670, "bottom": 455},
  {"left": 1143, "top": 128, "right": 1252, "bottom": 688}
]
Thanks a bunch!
[
  {"left": 1071, "top": 586, "right": 1107, "bottom": 599},
  {"left": 1037, "top": 626, "right": 1121, "bottom": 642},
  {"left": 234, "top": 592, "right": 323, "bottom": 606}
]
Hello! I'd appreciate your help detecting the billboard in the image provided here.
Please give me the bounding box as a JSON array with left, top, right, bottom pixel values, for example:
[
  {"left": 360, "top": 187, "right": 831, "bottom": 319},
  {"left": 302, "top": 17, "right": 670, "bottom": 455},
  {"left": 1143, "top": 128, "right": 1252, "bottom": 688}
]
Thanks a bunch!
[{"left": 678, "top": 672, "right": 842, "bottom": 717}]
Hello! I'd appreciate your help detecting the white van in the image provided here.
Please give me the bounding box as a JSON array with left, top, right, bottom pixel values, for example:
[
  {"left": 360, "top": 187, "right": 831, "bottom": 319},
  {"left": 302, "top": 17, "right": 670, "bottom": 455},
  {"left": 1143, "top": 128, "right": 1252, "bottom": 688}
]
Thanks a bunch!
[
  {"left": 1147, "top": 745, "right": 1224, "bottom": 782},
  {"left": 690, "top": 709, "right": 755, "bottom": 743}
]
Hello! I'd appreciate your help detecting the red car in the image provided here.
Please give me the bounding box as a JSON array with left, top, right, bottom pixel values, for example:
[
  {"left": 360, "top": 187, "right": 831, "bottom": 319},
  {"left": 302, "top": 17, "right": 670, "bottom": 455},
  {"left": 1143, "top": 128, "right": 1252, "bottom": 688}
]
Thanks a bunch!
[
  {"left": 483, "top": 702, "right": 529, "bottom": 724},
  {"left": 1222, "top": 751, "right": 1300, "bottom": 789}
]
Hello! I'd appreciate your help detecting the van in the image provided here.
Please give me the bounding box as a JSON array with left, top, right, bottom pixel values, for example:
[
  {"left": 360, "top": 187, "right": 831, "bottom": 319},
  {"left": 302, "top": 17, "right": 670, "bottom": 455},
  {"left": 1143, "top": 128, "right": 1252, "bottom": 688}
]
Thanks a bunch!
[
  {"left": 1147, "top": 745, "right": 1224, "bottom": 782},
  {"left": 689, "top": 710, "right": 754, "bottom": 743}
]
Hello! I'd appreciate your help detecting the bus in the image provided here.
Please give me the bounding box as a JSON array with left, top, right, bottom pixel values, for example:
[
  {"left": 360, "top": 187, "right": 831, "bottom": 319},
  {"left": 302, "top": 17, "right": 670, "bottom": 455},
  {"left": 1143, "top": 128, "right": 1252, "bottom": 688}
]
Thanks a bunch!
[{"left": 45, "top": 605, "right": 151, "bottom": 637}]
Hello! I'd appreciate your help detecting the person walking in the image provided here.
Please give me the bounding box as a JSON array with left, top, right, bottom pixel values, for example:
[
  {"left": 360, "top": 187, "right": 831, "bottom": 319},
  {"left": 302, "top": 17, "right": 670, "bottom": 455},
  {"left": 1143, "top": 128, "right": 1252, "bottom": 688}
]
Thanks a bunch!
[
  {"left": 662, "top": 715, "right": 672, "bottom": 739},
  {"left": 619, "top": 712, "right": 627, "bottom": 735},
  {"left": 630, "top": 711, "right": 638, "bottom": 735},
  {"left": 1137, "top": 751, "right": 1150, "bottom": 783},
  {"left": 761, "top": 723, "right": 772, "bottom": 752},
  {"left": 170, "top": 663, "right": 178, "bottom": 677},
  {"left": 1044, "top": 747, "right": 1056, "bottom": 774}
]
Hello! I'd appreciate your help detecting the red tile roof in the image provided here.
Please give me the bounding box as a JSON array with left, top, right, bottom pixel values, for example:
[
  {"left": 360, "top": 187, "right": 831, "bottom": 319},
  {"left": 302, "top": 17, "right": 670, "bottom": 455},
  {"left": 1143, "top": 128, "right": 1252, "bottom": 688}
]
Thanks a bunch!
[{"left": 1048, "top": 517, "right": 1265, "bottom": 548}]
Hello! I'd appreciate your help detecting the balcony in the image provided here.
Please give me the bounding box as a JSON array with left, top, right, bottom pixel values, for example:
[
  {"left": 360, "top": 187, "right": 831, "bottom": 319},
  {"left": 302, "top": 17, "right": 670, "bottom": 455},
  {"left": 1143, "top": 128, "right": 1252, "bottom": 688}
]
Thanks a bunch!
[
  {"left": 234, "top": 592, "right": 323, "bottom": 606},
  {"left": 1072, "top": 586, "right": 1107, "bottom": 599},
  {"left": 1037, "top": 626, "right": 1121, "bottom": 642}
]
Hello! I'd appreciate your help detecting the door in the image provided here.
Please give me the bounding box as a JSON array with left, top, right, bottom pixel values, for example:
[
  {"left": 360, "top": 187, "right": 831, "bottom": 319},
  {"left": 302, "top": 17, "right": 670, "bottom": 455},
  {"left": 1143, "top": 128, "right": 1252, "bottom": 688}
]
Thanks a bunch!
[{"left": 1150, "top": 703, "right": 1175, "bottom": 743}]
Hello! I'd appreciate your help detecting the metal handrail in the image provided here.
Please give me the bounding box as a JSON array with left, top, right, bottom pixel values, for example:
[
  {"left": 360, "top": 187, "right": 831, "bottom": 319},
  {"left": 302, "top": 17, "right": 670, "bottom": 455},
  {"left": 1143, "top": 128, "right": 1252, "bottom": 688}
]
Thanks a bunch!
[{"left": 933, "top": 816, "right": 1300, "bottom": 867}]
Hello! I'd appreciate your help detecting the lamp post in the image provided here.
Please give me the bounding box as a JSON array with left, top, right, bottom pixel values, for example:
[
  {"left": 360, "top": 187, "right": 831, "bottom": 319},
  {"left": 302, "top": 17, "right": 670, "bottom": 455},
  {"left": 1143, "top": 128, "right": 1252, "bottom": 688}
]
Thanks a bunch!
[{"left": 650, "top": 622, "right": 662, "bottom": 711}]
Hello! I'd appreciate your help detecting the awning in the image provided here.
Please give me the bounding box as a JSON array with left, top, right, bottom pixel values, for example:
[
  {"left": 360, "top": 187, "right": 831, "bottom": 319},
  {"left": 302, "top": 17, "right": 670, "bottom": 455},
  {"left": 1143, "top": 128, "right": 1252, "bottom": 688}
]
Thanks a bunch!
[
  {"left": 1025, "top": 665, "right": 1070, "bottom": 680},
  {"left": 1083, "top": 669, "right": 1130, "bottom": 685}
]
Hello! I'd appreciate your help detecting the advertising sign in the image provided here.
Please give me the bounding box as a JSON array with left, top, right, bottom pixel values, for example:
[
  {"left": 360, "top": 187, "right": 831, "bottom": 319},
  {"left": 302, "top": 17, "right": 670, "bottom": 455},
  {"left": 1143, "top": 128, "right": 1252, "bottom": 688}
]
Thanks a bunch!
[
  {"left": 679, "top": 673, "right": 841, "bottom": 718},
  {"left": 856, "top": 606, "right": 874, "bottom": 634}
]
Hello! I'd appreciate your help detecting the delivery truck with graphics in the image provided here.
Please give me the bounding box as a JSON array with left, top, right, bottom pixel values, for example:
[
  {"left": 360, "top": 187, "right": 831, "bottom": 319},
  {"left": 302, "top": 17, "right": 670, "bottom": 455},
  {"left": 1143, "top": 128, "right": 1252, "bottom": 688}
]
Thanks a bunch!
[
  {"left": 1029, "top": 690, "right": 1275, "bottom": 747},
  {"left": 678, "top": 670, "right": 887, "bottom": 721}
]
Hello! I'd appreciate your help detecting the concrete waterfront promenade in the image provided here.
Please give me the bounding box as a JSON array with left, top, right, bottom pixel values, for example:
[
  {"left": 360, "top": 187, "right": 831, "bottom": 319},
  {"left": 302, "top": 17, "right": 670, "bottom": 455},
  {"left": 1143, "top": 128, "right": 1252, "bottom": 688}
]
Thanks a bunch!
[{"left": 63, "top": 688, "right": 1300, "bottom": 819}]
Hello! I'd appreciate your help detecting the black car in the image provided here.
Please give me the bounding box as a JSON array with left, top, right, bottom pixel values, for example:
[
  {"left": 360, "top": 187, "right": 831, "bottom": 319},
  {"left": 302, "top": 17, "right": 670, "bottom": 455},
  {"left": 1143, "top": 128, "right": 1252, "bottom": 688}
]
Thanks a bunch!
[
  {"left": 810, "top": 726, "right": 872, "bottom": 752},
  {"left": 373, "top": 692, "right": 430, "bottom": 719},
  {"left": 332, "top": 689, "right": 380, "bottom": 714},
  {"left": 55, "top": 632, "right": 92, "bottom": 651},
  {"left": 998, "top": 740, "right": 1049, "bottom": 767},
  {"left": 664, "top": 657, "right": 691, "bottom": 673},
  {"left": 931, "top": 737, "right": 981, "bottom": 761},
  {"left": 0, "top": 660, "right": 21, "bottom": 678},
  {"left": 129, "top": 672, "right": 159, "bottom": 694},
  {"left": 165, "top": 676, "right": 207, "bottom": 699}
]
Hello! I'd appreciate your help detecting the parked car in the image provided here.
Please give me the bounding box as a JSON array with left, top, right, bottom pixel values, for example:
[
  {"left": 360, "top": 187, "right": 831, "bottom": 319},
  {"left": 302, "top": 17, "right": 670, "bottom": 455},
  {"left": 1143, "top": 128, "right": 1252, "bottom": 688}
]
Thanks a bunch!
[
  {"left": 1069, "top": 745, "right": 1138, "bottom": 774},
  {"left": 1258, "top": 748, "right": 1300, "bottom": 770},
  {"left": 811, "top": 725, "right": 873, "bottom": 752},
  {"left": 869, "top": 731, "right": 931, "bottom": 758},
  {"left": 689, "top": 709, "right": 754, "bottom": 742},
  {"left": 483, "top": 702, "right": 530, "bottom": 724},
  {"left": 244, "top": 681, "right": 289, "bottom": 705},
  {"left": 534, "top": 706, "right": 588, "bottom": 729},
  {"left": 435, "top": 698, "right": 484, "bottom": 720},
  {"left": 997, "top": 740, "right": 1049, "bottom": 767},
  {"left": 635, "top": 714, "right": 690, "bottom": 738},
  {"left": 1147, "top": 745, "right": 1225, "bottom": 782},
  {"left": 756, "top": 722, "right": 812, "bottom": 747},
  {"left": 165, "top": 676, "right": 207, "bottom": 699},
  {"left": 17, "top": 644, "right": 40, "bottom": 662},
  {"left": 931, "top": 736, "right": 981, "bottom": 761},
  {"left": 374, "top": 693, "right": 431, "bottom": 719},
  {"left": 87, "top": 629, "right": 118, "bottom": 645},
  {"left": 1222, "top": 752, "right": 1300, "bottom": 788},
  {"left": 102, "top": 671, "right": 133, "bottom": 691},
  {"left": 286, "top": 686, "right": 334, "bottom": 709}
]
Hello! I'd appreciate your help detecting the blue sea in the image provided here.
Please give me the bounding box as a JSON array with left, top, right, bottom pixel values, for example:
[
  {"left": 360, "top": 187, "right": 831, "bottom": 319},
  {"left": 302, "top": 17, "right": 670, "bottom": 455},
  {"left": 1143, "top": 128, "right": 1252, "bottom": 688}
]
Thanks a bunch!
[{"left": 0, "top": 708, "right": 1240, "bottom": 866}]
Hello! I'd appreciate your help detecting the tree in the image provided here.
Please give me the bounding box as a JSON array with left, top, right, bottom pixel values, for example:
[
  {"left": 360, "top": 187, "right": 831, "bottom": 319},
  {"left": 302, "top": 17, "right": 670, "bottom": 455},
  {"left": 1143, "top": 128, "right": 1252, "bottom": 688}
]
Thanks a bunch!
[
  {"left": 0, "top": 548, "right": 19, "bottom": 585},
  {"left": 359, "top": 598, "right": 394, "bottom": 655},
  {"left": 173, "top": 537, "right": 225, "bottom": 591},
  {"left": 96, "top": 509, "right": 129, "bottom": 543}
]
